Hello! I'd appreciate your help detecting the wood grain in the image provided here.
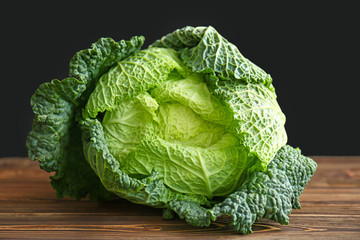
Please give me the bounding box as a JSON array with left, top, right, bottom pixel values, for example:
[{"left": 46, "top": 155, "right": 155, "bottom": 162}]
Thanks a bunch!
[{"left": 0, "top": 156, "right": 359, "bottom": 239}]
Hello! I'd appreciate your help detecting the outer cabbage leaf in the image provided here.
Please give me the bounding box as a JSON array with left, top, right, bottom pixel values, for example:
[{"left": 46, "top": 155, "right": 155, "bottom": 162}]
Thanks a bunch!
[
  {"left": 151, "top": 26, "right": 206, "bottom": 50},
  {"left": 167, "top": 145, "right": 317, "bottom": 234},
  {"left": 69, "top": 36, "right": 145, "bottom": 103},
  {"left": 151, "top": 26, "right": 273, "bottom": 89},
  {"left": 26, "top": 37, "right": 144, "bottom": 200},
  {"left": 214, "top": 82, "right": 287, "bottom": 169},
  {"left": 26, "top": 77, "right": 84, "bottom": 172}
]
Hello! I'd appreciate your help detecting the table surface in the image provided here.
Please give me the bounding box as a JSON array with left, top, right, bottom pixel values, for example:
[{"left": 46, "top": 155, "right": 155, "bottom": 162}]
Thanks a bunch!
[{"left": 0, "top": 156, "right": 359, "bottom": 239}]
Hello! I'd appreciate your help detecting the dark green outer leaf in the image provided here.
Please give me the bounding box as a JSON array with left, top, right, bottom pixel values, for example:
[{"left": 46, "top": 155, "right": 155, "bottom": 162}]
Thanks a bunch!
[
  {"left": 151, "top": 26, "right": 206, "bottom": 50},
  {"left": 151, "top": 26, "right": 273, "bottom": 89},
  {"left": 26, "top": 36, "right": 144, "bottom": 200},
  {"left": 26, "top": 77, "right": 84, "bottom": 172},
  {"left": 167, "top": 145, "right": 317, "bottom": 234},
  {"left": 69, "top": 36, "right": 145, "bottom": 104},
  {"left": 181, "top": 26, "right": 272, "bottom": 88}
]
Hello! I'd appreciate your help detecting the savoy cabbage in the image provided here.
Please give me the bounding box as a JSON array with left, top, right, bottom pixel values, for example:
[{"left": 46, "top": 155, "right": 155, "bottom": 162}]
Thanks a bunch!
[{"left": 26, "top": 26, "right": 317, "bottom": 234}]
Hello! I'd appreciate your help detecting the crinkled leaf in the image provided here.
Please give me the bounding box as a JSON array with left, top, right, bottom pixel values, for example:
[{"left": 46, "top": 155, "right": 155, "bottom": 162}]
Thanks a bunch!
[
  {"left": 81, "top": 118, "right": 211, "bottom": 207},
  {"left": 125, "top": 136, "right": 248, "bottom": 198},
  {"left": 26, "top": 36, "right": 144, "bottom": 200},
  {"left": 70, "top": 36, "right": 144, "bottom": 103},
  {"left": 26, "top": 77, "right": 84, "bottom": 172},
  {"left": 157, "top": 26, "right": 273, "bottom": 88},
  {"left": 85, "top": 47, "right": 190, "bottom": 118},
  {"left": 102, "top": 92, "right": 159, "bottom": 166},
  {"left": 151, "top": 73, "right": 233, "bottom": 126},
  {"left": 167, "top": 145, "right": 317, "bottom": 234},
  {"left": 26, "top": 77, "right": 112, "bottom": 200},
  {"left": 214, "top": 82, "right": 287, "bottom": 169},
  {"left": 151, "top": 26, "right": 206, "bottom": 50}
]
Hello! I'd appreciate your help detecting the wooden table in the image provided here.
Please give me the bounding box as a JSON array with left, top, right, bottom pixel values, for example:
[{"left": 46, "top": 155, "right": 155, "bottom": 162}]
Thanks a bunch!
[{"left": 0, "top": 157, "right": 359, "bottom": 239}]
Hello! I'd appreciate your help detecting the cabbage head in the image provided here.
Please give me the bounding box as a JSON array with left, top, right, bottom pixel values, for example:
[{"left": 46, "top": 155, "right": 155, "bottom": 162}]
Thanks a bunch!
[{"left": 26, "top": 26, "right": 317, "bottom": 234}]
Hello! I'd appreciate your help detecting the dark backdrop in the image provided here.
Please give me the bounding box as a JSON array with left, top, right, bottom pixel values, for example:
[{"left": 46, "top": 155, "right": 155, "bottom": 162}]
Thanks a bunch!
[{"left": 1, "top": 2, "right": 359, "bottom": 157}]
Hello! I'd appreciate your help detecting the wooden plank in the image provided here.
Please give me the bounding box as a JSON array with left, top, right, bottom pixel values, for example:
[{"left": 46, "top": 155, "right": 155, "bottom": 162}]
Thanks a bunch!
[{"left": 0, "top": 157, "right": 359, "bottom": 239}]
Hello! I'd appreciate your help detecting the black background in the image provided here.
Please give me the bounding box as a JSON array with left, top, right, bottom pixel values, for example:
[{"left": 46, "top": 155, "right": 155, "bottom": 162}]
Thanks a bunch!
[{"left": 1, "top": 2, "right": 359, "bottom": 157}]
